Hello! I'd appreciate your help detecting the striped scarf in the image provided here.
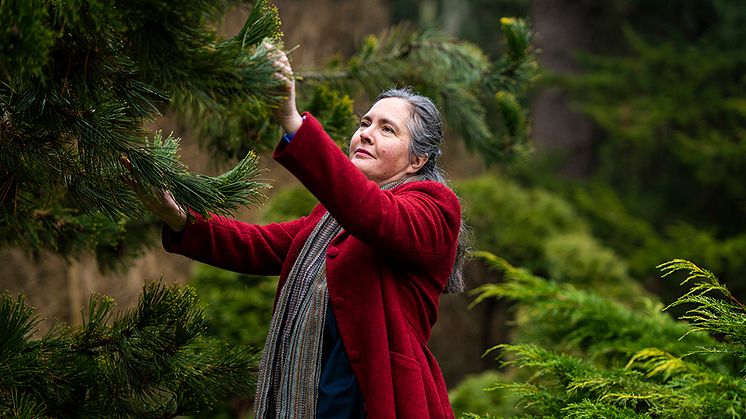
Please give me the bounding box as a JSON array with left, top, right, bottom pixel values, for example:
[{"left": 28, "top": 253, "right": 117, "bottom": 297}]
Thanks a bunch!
[{"left": 254, "top": 175, "right": 420, "bottom": 418}]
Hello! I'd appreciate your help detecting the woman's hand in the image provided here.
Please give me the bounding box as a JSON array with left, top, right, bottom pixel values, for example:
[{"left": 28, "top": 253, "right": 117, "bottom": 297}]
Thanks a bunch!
[
  {"left": 266, "top": 42, "right": 303, "bottom": 135},
  {"left": 121, "top": 157, "right": 188, "bottom": 232}
]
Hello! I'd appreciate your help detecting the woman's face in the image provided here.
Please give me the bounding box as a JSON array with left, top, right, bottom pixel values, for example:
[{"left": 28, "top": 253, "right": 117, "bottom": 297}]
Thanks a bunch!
[{"left": 349, "top": 97, "right": 426, "bottom": 185}]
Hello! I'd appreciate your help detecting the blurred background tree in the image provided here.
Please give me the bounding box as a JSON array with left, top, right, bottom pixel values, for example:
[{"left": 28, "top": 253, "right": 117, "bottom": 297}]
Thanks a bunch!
[{"left": 533, "top": 0, "right": 746, "bottom": 304}]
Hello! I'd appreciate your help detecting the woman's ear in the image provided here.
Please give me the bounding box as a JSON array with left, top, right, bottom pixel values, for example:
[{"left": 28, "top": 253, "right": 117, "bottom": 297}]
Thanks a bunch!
[{"left": 407, "top": 154, "right": 428, "bottom": 174}]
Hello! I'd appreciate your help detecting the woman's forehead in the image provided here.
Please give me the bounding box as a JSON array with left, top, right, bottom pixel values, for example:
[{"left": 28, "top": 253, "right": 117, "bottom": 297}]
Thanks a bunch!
[{"left": 364, "top": 97, "right": 412, "bottom": 124}]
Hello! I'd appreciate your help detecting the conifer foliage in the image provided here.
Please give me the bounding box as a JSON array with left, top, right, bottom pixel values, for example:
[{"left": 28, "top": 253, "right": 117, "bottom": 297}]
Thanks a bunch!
[
  {"left": 298, "top": 18, "right": 537, "bottom": 164},
  {"left": 0, "top": 0, "right": 283, "bottom": 257},
  {"left": 0, "top": 281, "right": 258, "bottom": 418},
  {"left": 470, "top": 253, "right": 746, "bottom": 418}
]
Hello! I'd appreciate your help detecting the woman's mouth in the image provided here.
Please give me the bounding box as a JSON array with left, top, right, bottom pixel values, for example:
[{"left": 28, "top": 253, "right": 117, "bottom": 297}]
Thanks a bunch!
[{"left": 355, "top": 149, "right": 375, "bottom": 158}]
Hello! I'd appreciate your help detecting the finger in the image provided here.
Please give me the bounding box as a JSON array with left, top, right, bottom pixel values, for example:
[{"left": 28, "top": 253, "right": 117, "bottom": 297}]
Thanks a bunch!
[{"left": 276, "top": 60, "right": 291, "bottom": 71}]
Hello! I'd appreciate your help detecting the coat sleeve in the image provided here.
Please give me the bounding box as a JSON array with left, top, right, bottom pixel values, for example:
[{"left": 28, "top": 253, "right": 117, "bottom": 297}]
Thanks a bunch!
[
  {"left": 162, "top": 210, "right": 310, "bottom": 275},
  {"left": 272, "top": 113, "right": 461, "bottom": 263}
]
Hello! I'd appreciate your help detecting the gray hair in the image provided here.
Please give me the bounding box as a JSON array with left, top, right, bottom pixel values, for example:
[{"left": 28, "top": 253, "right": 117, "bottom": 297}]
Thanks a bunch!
[{"left": 375, "top": 87, "right": 471, "bottom": 293}]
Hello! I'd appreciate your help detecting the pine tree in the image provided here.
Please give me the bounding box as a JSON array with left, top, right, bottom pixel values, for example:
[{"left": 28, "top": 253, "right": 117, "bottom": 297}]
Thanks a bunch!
[
  {"left": 0, "top": 0, "right": 283, "bottom": 259},
  {"left": 1, "top": 1, "right": 537, "bottom": 261}
]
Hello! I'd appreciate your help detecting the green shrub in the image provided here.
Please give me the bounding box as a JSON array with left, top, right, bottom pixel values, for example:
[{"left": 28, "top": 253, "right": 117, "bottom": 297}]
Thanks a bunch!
[
  {"left": 449, "top": 371, "right": 518, "bottom": 418},
  {"left": 541, "top": 232, "right": 645, "bottom": 300},
  {"left": 260, "top": 185, "right": 318, "bottom": 223},
  {"left": 458, "top": 175, "right": 587, "bottom": 271},
  {"left": 189, "top": 265, "right": 277, "bottom": 348},
  {"left": 459, "top": 176, "right": 647, "bottom": 299},
  {"left": 471, "top": 254, "right": 746, "bottom": 418}
]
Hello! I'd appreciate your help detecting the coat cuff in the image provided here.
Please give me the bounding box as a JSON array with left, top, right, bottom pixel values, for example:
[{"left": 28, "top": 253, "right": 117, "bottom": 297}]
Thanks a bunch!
[{"left": 161, "top": 209, "right": 203, "bottom": 252}]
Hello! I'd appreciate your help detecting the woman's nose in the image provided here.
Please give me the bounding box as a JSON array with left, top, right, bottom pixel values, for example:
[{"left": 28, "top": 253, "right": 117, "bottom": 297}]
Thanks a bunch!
[{"left": 360, "top": 128, "right": 373, "bottom": 144}]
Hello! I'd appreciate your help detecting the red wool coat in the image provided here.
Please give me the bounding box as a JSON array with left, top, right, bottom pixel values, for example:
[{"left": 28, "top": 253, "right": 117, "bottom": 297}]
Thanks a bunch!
[{"left": 163, "top": 114, "right": 460, "bottom": 418}]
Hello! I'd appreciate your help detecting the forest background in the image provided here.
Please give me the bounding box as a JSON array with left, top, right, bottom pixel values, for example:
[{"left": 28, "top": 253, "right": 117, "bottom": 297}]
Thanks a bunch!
[{"left": 2, "top": 0, "right": 745, "bottom": 417}]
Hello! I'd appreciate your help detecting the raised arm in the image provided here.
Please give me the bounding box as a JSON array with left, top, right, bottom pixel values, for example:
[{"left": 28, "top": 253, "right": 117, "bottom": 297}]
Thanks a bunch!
[
  {"left": 267, "top": 47, "right": 460, "bottom": 265},
  {"left": 273, "top": 115, "right": 461, "bottom": 263}
]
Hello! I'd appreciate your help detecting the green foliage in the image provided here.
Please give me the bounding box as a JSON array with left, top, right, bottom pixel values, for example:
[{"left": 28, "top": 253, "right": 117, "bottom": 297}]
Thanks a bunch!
[
  {"left": 458, "top": 175, "right": 587, "bottom": 270},
  {"left": 543, "top": 233, "right": 630, "bottom": 287},
  {"left": 260, "top": 184, "right": 318, "bottom": 223},
  {"left": 301, "top": 18, "right": 538, "bottom": 164},
  {"left": 459, "top": 176, "right": 646, "bottom": 299},
  {"left": 0, "top": 282, "right": 258, "bottom": 418},
  {"left": 0, "top": 0, "right": 56, "bottom": 80},
  {"left": 567, "top": 33, "right": 746, "bottom": 228},
  {"left": 500, "top": 0, "right": 746, "bottom": 305},
  {"left": 660, "top": 260, "right": 746, "bottom": 354},
  {"left": 190, "top": 264, "right": 277, "bottom": 348},
  {"left": 566, "top": 182, "right": 746, "bottom": 301},
  {"left": 470, "top": 257, "right": 746, "bottom": 418},
  {"left": 449, "top": 370, "right": 518, "bottom": 418},
  {"left": 0, "top": 0, "right": 282, "bottom": 260},
  {"left": 302, "top": 84, "right": 358, "bottom": 149},
  {"left": 472, "top": 252, "right": 713, "bottom": 367},
  {"left": 549, "top": 1, "right": 746, "bottom": 237},
  {"left": 200, "top": 80, "right": 358, "bottom": 159}
]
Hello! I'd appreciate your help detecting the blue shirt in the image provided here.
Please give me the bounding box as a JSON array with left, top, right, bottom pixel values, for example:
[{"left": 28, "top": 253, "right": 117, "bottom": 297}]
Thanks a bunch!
[{"left": 318, "top": 301, "right": 365, "bottom": 418}]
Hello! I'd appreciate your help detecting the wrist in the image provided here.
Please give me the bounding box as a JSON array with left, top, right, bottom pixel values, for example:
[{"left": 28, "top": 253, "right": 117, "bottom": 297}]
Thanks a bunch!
[
  {"left": 280, "top": 112, "right": 303, "bottom": 136},
  {"left": 165, "top": 208, "right": 187, "bottom": 232}
]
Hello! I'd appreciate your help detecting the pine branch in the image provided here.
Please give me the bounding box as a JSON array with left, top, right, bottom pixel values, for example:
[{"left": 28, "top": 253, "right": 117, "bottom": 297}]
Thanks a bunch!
[
  {"left": 170, "top": 0, "right": 288, "bottom": 156},
  {"left": 0, "top": 281, "right": 259, "bottom": 418},
  {"left": 126, "top": 132, "right": 268, "bottom": 219}
]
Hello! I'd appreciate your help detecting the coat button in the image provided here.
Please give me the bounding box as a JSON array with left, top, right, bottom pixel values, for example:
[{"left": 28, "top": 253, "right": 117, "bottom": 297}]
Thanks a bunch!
[
  {"left": 332, "top": 297, "right": 345, "bottom": 309},
  {"left": 327, "top": 246, "right": 339, "bottom": 258},
  {"left": 348, "top": 351, "right": 360, "bottom": 363}
]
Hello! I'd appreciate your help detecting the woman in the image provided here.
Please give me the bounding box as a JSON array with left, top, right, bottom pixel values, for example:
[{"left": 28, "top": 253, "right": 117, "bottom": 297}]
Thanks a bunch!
[{"left": 136, "top": 50, "right": 467, "bottom": 418}]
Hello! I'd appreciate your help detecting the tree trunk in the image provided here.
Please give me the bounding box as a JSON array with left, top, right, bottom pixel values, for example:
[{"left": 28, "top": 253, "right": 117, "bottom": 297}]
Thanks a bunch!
[{"left": 531, "top": 0, "right": 595, "bottom": 178}]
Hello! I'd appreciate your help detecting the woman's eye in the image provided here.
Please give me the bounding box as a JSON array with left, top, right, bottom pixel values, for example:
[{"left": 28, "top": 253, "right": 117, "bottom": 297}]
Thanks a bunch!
[
  {"left": 383, "top": 126, "right": 394, "bottom": 133},
  {"left": 359, "top": 120, "right": 370, "bottom": 127}
]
